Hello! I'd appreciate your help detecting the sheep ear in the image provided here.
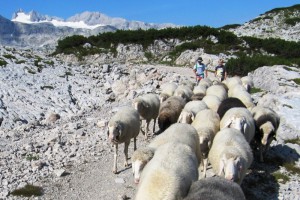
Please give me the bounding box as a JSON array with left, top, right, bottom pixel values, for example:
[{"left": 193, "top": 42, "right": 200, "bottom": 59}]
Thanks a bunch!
[
  {"left": 223, "top": 119, "right": 232, "bottom": 128},
  {"left": 243, "top": 122, "right": 247, "bottom": 135},
  {"left": 177, "top": 113, "right": 182, "bottom": 123},
  {"left": 191, "top": 113, "right": 195, "bottom": 121}
]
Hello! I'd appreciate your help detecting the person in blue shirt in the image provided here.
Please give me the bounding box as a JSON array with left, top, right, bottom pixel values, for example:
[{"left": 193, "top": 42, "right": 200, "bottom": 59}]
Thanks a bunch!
[
  {"left": 193, "top": 57, "right": 208, "bottom": 84},
  {"left": 215, "top": 59, "right": 227, "bottom": 81}
]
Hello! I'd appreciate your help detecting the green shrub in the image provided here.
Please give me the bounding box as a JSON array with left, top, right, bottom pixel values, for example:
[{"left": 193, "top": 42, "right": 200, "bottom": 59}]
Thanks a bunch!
[
  {"left": 10, "top": 184, "right": 43, "bottom": 197},
  {"left": 272, "top": 172, "right": 290, "bottom": 184},
  {"left": 285, "top": 138, "right": 300, "bottom": 145},
  {"left": 25, "top": 154, "right": 39, "bottom": 161},
  {"left": 0, "top": 59, "right": 7, "bottom": 67},
  {"left": 16, "top": 60, "right": 26, "bottom": 64},
  {"left": 285, "top": 17, "right": 300, "bottom": 26},
  {"left": 3, "top": 54, "right": 16, "bottom": 60},
  {"left": 250, "top": 87, "right": 263, "bottom": 94},
  {"left": 292, "top": 78, "right": 300, "bottom": 85}
]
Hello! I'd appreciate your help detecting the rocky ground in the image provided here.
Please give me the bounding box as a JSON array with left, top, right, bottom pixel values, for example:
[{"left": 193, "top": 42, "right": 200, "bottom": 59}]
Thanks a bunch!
[{"left": 0, "top": 47, "right": 300, "bottom": 200}]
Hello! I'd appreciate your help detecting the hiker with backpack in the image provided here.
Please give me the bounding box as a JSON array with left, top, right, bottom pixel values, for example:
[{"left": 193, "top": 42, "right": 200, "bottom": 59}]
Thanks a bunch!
[{"left": 193, "top": 57, "right": 208, "bottom": 84}]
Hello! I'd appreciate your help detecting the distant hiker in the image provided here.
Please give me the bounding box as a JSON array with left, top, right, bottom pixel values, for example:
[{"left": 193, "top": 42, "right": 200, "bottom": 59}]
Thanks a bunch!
[
  {"left": 193, "top": 57, "right": 207, "bottom": 84},
  {"left": 215, "top": 59, "right": 227, "bottom": 81}
]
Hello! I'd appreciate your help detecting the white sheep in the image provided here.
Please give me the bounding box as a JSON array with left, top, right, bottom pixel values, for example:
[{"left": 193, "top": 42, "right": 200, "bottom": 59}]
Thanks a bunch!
[
  {"left": 202, "top": 95, "right": 222, "bottom": 112},
  {"left": 158, "top": 96, "right": 186, "bottom": 132},
  {"left": 250, "top": 105, "right": 280, "bottom": 162},
  {"left": 208, "top": 128, "right": 253, "bottom": 185},
  {"left": 174, "top": 85, "right": 193, "bottom": 102},
  {"left": 133, "top": 93, "right": 160, "bottom": 139},
  {"left": 132, "top": 123, "right": 202, "bottom": 184},
  {"left": 198, "top": 78, "right": 212, "bottom": 88},
  {"left": 184, "top": 176, "right": 246, "bottom": 200},
  {"left": 228, "top": 83, "right": 247, "bottom": 97},
  {"left": 223, "top": 76, "right": 242, "bottom": 90},
  {"left": 220, "top": 107, "right": 255, "bottom": 143},
  {"left": 159, "top": 82, "right": 178, "bottom": 102},
  {"left": 193, "top": 84, "right": 207, "bottom": 96},
  {"left": 135, "top": 142, "right": 199, "bottom": 200},
  {"left": 107, "top": 106, "right": 141, "bottom": 174},
  {"left": 206, "top": 84, "right": 228, "bottom": 102},
  {"left": 191, "top": 108, "right": 220, "bottom": 178},
  {"left": 230, "top": 88, "right": 255, "bottom": 109},
  {"left": 177, "top": 100, "right": 208, "bottom": 124},
  {"left": 241, "top": 75, "right": 254, "bottom": 93}
]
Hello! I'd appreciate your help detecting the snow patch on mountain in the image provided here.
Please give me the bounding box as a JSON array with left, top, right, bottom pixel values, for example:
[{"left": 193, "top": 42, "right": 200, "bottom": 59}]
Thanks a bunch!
[{"left": 12, "top": 10, "right": 105, "bottom": 30}]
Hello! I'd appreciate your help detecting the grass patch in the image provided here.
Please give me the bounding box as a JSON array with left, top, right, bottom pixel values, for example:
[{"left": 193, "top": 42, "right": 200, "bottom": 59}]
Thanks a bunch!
[
  {"left": 283, "top": 162, "right": 300, "bottom": 175},
  {"left": 25, "top": 154, "right": 39, "bottom": 161},
  {"left": 16, "top": 60, "right": 26, "bottom": 64},
  {"left": 24, "top": 67, "right": 36, "bottom": 74},
  {"left": 285, "top": 138, "right": 300, "bottom": 145},
  {"left": 272, "top": 172, "right": 290, "bottom": 184},
  {"left": 3, "top": 54, "right": 16, "bottom": 60},
  {"left": 10, "top": 184, "right": 43, "bottom": 197},
  {"left": 283, "top": 66, "right": 295, "bottom": 71},
  {"left": 250, "top": 87, "right": 263, "bottom": 94},
  {"left": 44, "top": 60, "right": 54, "bottom": 66},
  {"left": 292, "top": 78, "right": 300, "bottom": 85},
  {"left": 0, "top": 59, "right": 7, "bottom": 67}
]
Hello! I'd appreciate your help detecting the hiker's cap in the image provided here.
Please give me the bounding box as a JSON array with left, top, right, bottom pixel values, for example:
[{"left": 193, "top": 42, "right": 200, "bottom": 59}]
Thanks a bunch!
[{"left": 198, "top": 57, "right": 203, "bottom": 61}]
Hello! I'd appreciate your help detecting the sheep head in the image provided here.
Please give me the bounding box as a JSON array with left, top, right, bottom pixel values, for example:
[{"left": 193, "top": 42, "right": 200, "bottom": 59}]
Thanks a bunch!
[
  {"left": 107, "top": 121, "right": 123, "bottom": 144},
  {"left": 131, "top": 148, "right": 154, "bottom": 184},
  {"left": 223, "top": 116, "right": 247, "bottom": 135},
  {"left": 178, "top": 111, "right": 194, "bottom": 124},
  {"left": 218, "top": 152, "right": 243, "bottom": 183}
]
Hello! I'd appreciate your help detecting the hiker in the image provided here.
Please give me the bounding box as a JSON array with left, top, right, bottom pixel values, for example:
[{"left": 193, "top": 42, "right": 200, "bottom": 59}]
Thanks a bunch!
[
  {"left": 193, "top": 57, "right": 207, "bottom": 84},
  {"left": 215, "top": 59, "right": 227, "bottom": 81}
]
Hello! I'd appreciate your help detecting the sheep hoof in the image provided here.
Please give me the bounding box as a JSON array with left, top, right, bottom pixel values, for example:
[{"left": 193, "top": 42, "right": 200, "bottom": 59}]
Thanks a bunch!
[{"left": 112, "top": 169, "right": 117, "bottom": 174}]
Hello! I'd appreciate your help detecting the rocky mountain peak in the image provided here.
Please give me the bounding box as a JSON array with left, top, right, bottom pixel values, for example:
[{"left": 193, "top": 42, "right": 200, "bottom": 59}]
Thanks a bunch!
[{"left": 230, "top": 4, "right": 300, "bottom": 42}]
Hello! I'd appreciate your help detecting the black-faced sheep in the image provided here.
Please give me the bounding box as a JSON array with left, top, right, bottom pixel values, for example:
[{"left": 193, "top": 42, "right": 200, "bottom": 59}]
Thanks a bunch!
[
  {"left": 159, "top": 82, "right": 178, "bottom": 102},
  {"left": 107, "top": 106, "right": 141, "bottom": 174},
  {"left": 217, "top": 97, "right": 247, "bottom": 119},
  {"left": 158, "top": 96, "right": 186, "bottom": 132},
  {"left": 134, "top": 93, "right": 160, "bottom": 139},
  {"left": 220, "top": 107, "right": 255, "bottom": 143},
  {"left": 135, "top": 142, "right": 199, "bottom": 200},
  {"left": 184, "top": 176, "right": 246, "bottom": 200},
  {"left": 178, "top": 100, "right": 208, "bottom": 124},
  {"left": 250, "top": 105, "right": 280, "bottom": 162},
  {"left": 208, "top": 128, "right": 253, "bottom": 185},
  {"left": 132, "top": 123, "right": 202, "bottom": 184},
  {"left": 191, "top": 109, "right": 220, "bottom": 178}
]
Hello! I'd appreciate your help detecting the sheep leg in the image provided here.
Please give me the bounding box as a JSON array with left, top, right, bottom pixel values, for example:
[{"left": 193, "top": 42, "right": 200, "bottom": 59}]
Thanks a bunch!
[
  {"left": 145, "top": 120, "right": 150, "bottom": 139},
  {"left": 259, "top": 144, "right": 264, "bottom": 162},
  {"left": 124, "top": 141, "right": 130, "bottom": 167},
  {"left": 202, "top": 158, "right": 208, "bottom": 178},
  {"left": 113, "top": 144, "right": 118, "bottom": 174},
  {"left": 133, "top": 137, "right": 137, "bottom": 151},
  {"left": 152, "top": 119, "right": 156, "bottom": 135}
]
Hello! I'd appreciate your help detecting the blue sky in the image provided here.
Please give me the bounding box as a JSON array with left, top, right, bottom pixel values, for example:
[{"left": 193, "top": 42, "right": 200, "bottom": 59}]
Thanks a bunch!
[{"left": 1, "top": 0, "right": 299, "bottom": 27}]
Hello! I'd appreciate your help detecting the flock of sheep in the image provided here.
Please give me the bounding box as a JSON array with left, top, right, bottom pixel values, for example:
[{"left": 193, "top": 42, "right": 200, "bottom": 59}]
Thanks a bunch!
[{"left": 106, "top": 75, "right": 280, "bottom": 200}]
